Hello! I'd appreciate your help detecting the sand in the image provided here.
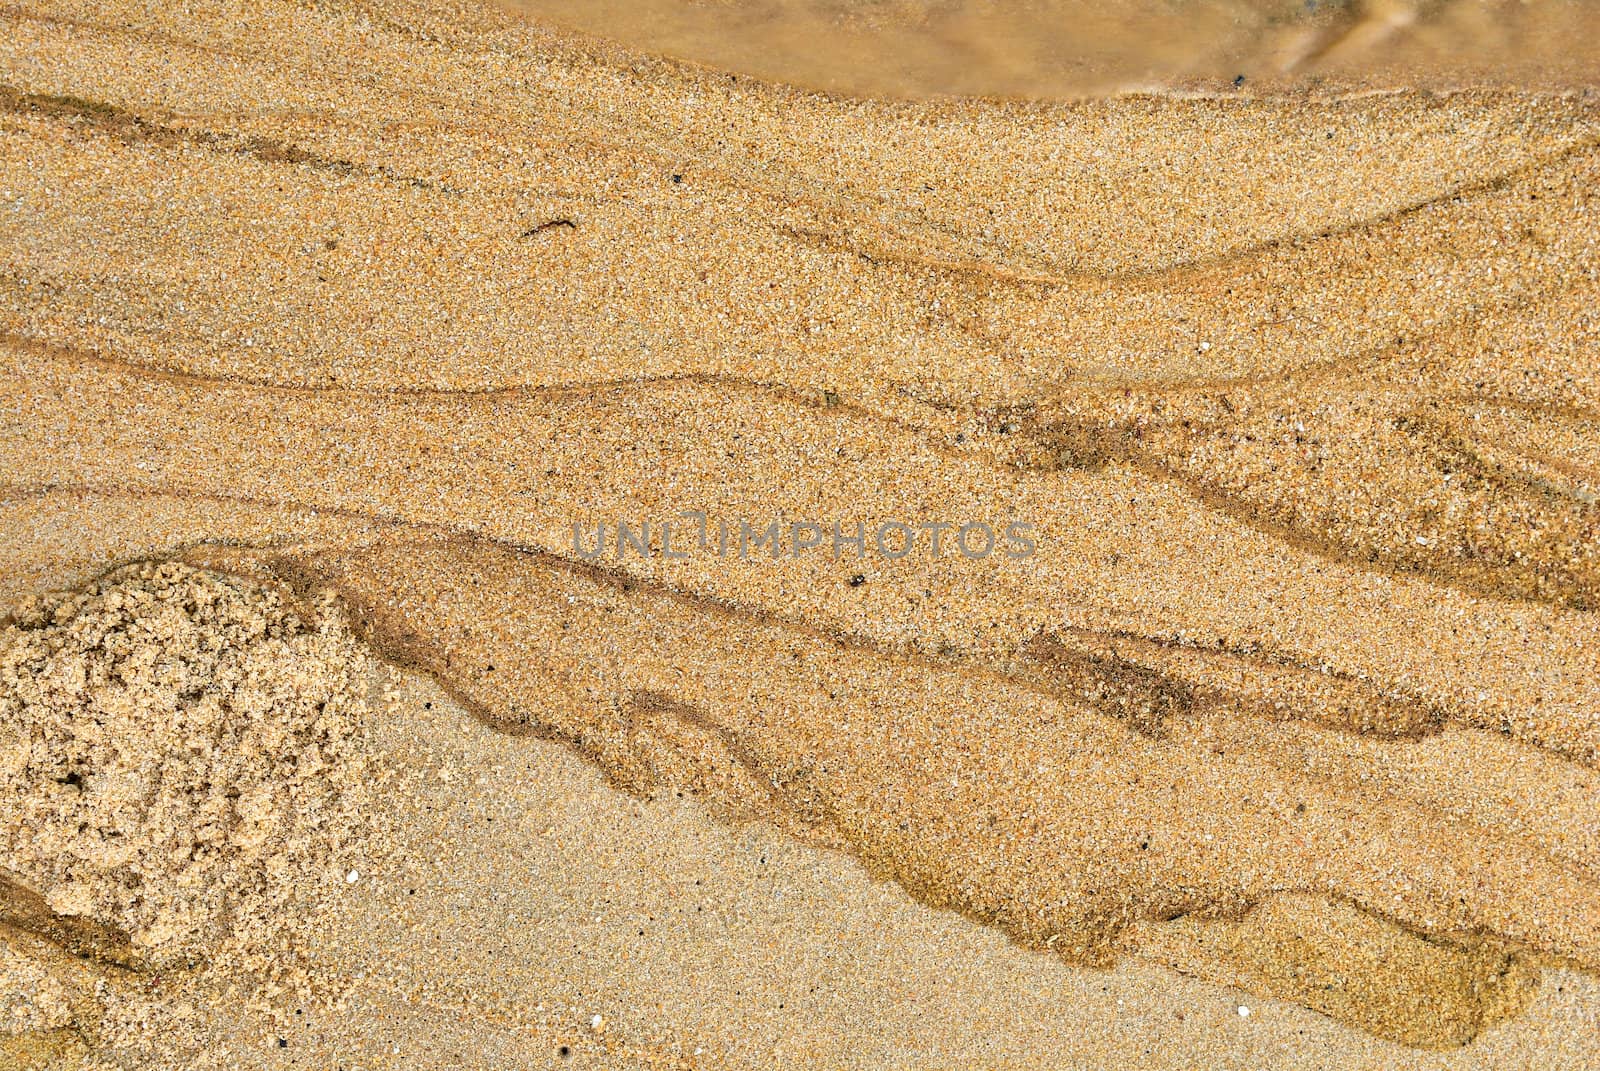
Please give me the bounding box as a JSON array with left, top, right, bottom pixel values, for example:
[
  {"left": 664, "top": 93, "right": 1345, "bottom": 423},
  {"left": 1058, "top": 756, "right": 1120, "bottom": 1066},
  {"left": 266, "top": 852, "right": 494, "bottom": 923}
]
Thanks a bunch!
[{"left": 1, "top": 0, "right": 1599, "bottom": 1066}]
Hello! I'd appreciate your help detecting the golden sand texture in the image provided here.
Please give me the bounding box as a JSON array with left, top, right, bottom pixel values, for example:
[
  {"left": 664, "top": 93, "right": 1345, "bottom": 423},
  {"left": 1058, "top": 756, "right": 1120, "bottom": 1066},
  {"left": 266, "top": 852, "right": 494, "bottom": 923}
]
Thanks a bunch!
[
  {"left": 2, "top": 0, "right": 1600, "bottom": 1064},
  {"left": 178, "top": 535, "right": 1564, "bottom": 1048}
]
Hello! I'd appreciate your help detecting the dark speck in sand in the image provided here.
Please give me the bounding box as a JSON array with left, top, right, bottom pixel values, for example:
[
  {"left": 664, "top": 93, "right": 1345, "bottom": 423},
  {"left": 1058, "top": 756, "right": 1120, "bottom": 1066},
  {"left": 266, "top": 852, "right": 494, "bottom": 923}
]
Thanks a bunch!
[{"left": 521, "top": 218, "right": 577, "bottom": 238}]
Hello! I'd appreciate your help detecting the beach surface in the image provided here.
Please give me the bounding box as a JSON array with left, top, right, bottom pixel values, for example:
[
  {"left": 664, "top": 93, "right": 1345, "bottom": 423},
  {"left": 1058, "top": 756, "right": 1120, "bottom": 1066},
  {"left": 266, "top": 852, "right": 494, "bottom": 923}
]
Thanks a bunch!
[{"left": 2, "top": 0, "right": 1599, "bottom": 1066}]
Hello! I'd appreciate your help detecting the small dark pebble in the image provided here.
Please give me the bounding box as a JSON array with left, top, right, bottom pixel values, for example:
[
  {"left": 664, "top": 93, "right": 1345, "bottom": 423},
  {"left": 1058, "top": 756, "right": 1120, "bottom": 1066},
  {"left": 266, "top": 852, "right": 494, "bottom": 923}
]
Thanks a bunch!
[{"left": 849, "top": 574, "right": 866, "bottom": 587}]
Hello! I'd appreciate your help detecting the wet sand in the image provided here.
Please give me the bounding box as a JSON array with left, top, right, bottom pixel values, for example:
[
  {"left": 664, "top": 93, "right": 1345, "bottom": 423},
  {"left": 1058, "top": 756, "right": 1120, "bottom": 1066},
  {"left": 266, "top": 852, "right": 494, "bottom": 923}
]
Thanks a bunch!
[
  {"left": 2, "top": 0, "right": 1600, "bottom": 1066},
  {"left": 506, "top": 0, "right": 1600, "bottom": 98}
]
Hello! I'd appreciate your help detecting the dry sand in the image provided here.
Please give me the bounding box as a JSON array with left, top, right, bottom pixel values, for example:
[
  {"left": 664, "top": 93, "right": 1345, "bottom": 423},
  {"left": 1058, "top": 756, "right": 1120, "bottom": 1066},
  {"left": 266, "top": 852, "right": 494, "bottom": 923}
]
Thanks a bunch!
[{"left": 2, "top": 0, "right": 1599, "bottom": 1066}]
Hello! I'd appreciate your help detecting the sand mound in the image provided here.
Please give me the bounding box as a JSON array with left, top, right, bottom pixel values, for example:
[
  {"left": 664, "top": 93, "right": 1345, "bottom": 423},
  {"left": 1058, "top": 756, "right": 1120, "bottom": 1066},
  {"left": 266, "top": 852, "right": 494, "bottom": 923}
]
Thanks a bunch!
[{"left": 0, "top": 562, "right": 375, "bottom": 966}]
